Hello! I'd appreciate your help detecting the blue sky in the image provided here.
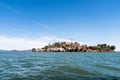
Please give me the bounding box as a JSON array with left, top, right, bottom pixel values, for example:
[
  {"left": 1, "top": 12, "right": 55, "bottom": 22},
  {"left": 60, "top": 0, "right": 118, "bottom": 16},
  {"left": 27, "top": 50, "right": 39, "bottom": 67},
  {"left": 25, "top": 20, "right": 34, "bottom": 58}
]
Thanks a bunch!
[{"left": 0, "top": 0, "right": 120, "bottom": 50}]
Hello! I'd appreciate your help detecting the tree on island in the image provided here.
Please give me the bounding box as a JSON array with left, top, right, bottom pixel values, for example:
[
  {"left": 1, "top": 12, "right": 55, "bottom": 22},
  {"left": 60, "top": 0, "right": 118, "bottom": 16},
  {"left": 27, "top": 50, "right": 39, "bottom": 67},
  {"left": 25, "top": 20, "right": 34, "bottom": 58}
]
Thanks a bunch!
[{"left": 110, "top": 46, "right": 115, "bottom": 51}]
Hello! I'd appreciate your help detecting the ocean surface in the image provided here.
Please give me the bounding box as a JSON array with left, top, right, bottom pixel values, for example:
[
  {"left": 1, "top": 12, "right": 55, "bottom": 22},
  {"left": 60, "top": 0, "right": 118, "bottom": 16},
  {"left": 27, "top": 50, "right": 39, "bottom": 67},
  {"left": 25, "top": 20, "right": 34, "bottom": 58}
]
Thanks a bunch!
[{"left": 0, "top": 52, "right": 120, "bottom": 80}]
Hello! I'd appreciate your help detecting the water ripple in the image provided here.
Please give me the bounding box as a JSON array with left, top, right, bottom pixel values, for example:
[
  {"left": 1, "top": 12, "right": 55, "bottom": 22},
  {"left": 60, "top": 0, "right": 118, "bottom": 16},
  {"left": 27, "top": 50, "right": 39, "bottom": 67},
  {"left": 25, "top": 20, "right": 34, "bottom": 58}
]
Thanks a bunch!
[{"left": 0, "top": 52, "right": 120, "bottom": 80}]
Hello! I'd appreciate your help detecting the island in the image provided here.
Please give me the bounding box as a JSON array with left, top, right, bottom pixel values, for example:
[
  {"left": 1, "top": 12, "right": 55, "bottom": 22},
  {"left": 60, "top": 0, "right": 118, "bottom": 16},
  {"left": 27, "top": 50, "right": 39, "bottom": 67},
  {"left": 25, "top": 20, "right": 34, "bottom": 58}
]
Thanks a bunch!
[{"left": 32, "top": 41, "right": 115, "bottom": 52}]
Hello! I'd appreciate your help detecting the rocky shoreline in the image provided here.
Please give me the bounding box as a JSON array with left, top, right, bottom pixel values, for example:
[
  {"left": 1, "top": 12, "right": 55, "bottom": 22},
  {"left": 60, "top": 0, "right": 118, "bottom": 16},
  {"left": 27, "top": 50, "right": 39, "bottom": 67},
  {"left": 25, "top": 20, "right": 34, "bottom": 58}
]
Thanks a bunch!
[{"left": 32, "top": 41, "right": 115, "bottom": 52}]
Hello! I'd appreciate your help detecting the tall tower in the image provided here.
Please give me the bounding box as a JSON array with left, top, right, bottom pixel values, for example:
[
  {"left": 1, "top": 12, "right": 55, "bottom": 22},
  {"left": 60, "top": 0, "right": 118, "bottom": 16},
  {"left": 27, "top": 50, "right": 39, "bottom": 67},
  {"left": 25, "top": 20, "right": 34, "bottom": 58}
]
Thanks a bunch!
[{"left": 71, "top": 38, "right": 73, "bottom": 44}]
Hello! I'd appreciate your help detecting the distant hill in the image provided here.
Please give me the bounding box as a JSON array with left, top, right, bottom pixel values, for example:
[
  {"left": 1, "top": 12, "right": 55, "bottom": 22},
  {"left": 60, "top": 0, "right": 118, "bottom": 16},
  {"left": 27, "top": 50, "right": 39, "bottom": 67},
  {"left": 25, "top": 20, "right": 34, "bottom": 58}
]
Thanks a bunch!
[{"left": 0, "top": 49, "right": 32, "bottom": 52}]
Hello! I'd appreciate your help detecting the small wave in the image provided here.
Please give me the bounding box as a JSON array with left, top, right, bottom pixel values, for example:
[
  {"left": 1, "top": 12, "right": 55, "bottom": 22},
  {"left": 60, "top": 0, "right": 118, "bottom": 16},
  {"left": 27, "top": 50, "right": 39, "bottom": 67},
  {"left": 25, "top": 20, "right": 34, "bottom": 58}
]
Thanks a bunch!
[
  {"left": 9, "top": 75, "right": 120, "bottom": 80},
  {"left": 56, "top": 65, "right": 96, "bottom": 76},
  {"left": 95, "top": 64, "right": 120, "bottom": 71}
]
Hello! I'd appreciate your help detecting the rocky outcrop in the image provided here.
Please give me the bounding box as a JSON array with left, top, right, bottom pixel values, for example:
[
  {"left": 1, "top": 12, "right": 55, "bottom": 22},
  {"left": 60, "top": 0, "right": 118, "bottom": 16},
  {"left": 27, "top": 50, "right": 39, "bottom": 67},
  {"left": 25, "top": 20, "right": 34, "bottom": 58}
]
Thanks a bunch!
[
  {"left": 32, "top": 42, "right": 115, "bottom": 52},
  {"left": 46, "top": 47, "right": 65, "bottom": 52}
]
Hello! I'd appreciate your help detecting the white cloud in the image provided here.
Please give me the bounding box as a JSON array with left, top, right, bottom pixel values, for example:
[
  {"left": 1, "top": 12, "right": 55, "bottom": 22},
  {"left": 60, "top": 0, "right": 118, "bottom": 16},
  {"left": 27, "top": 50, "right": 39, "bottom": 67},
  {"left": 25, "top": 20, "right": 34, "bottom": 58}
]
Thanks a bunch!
[{"left": 0, "top": 35, "right": 70, "bottom": 50}]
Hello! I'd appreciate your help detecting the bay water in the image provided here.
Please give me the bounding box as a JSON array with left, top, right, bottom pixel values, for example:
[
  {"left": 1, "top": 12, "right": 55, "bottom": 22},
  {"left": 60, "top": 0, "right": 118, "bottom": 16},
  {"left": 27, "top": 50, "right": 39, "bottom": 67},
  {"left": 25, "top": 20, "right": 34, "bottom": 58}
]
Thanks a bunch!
[{"left": 0, "top": 52, "right": 120, "bottom": 80}]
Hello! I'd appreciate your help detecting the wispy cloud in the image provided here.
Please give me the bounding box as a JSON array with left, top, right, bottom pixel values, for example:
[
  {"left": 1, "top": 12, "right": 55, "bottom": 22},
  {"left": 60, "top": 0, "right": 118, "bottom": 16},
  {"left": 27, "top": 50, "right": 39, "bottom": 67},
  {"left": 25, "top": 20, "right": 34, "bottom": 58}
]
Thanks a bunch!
[
  {"left": 0, "top": 3, "right": 21, "bottom": 13},
  {"left": 34, "top": 22, "right": 53, "bottom": 31}
]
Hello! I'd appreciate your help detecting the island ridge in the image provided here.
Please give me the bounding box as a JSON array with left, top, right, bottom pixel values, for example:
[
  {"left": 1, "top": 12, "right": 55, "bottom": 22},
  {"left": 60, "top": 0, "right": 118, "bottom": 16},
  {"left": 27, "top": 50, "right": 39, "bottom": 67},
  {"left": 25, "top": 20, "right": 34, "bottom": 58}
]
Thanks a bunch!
[{"left": 32, "top": 41, "right": 115, "bottom": 52}]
